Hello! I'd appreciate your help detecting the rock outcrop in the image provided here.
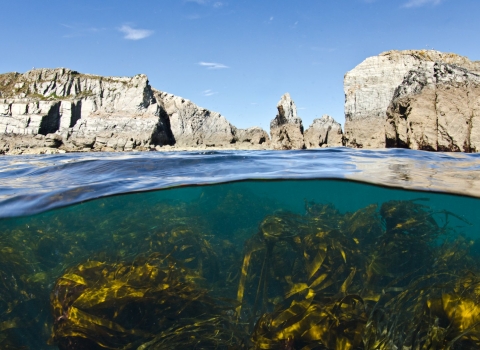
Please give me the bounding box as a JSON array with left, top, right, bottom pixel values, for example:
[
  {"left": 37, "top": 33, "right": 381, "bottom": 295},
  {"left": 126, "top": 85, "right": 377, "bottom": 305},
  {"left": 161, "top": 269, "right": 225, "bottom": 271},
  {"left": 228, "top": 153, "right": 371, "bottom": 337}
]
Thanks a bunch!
[
  {"left": 155, "top": 91, "right": 236, "bottom": 147},
  {"left": 234, "top": 126, "right": 269, "bottom": 146},
  {"left": 269, "top": 93, "right": 305, "bottom": 150},
  {"left": 0, "top": 68, "right": 269, "bottom": 154},
  {"left": 386, "top": 62, "right": 480, "bottom": 152},
  {"left": 344, "top": 50, "right": 480, "bottom": 148},
  {"left": 304, "top": 115, "right": 343, "bottom": 148}
]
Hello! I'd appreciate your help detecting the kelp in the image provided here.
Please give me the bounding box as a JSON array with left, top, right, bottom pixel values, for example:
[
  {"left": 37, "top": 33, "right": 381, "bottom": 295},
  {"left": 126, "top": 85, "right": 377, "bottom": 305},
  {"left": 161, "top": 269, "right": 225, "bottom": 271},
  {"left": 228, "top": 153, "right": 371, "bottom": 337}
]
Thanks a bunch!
[
  {"left": 49, "top": 253, "right": 245, "bottom": 349},
  {"left": 242, "top": 200, "right": 480, "bottom": 349},
  {"left": 0, "top": 192, "right": 479, "bottom": 349}
]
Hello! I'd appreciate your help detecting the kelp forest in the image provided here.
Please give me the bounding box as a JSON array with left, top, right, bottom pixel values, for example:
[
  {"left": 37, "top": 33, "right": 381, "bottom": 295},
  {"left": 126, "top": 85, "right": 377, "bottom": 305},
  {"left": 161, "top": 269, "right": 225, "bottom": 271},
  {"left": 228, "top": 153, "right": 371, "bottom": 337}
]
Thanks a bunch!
[{"left": 0, "top": 184, "right": 479, "bottom": 349}]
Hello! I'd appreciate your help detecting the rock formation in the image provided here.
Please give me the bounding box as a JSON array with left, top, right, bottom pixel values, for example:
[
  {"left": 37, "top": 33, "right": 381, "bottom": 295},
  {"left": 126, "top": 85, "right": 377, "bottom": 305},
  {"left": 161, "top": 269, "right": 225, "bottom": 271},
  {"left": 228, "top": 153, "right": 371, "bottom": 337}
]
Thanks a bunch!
[
  {"left": 304, "top": 115, "right": 343, "bottom": 148},
  {"left": 155, "top": 91, "right": 236, "bottom": 147},
  {"left": 269, "top": 93, "right": 305, "bottom": 150},
  {"left": 344, "top": 50, "right": 480, "bottom": 148},
  {"left": 0, "top": 68, "right": 269, "bottom": 154},
  {"left": 386, "top": 62, "right": 480, "bottom": 152},
  {"left": 234, "top": 126, "right": 269, "bottom": 146}
]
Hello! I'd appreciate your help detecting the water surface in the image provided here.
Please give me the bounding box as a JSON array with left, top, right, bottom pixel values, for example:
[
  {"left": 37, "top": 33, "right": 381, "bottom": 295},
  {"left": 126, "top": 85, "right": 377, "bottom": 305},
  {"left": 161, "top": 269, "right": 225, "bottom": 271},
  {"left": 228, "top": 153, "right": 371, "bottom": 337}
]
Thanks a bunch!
[{"left": 1, "top": 149, "right": 480, "bottom": 349}]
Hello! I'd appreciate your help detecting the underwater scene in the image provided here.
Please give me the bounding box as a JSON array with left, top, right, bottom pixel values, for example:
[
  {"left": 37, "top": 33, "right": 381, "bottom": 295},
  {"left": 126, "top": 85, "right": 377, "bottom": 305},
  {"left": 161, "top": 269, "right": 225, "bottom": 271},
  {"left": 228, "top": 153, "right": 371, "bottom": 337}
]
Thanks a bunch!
[{"left": 1, "top": 178, "right": 480, "bottom": 350}]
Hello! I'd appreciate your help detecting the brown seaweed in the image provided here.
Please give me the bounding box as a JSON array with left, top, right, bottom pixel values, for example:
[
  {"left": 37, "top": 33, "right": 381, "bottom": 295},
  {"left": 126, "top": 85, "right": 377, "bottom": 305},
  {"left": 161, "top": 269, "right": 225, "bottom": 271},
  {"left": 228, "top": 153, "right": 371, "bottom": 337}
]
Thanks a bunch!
[{"left": 0, "top": 191, "right": 478, "bottom": 349}]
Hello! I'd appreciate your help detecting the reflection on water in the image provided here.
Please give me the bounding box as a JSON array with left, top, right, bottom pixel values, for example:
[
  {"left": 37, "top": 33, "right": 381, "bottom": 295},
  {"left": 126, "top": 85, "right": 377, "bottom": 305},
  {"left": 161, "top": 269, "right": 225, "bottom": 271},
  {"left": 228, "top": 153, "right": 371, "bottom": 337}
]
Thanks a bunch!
[{"left": 0, "top": 180, "right": 479, "bottom": 349}]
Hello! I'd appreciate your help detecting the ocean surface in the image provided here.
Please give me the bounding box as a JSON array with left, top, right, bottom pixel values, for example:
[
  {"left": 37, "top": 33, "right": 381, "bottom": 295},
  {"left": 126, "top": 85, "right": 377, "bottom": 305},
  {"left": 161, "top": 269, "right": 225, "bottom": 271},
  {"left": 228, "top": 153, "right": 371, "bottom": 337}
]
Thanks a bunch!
[{"left": 1, "top": 148, "right": 480, "bottom": 349}]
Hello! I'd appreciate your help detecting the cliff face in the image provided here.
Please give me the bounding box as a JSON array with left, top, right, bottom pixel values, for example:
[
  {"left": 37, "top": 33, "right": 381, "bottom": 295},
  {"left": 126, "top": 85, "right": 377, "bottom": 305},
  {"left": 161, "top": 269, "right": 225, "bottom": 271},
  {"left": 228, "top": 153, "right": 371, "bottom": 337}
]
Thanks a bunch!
[
  {"left": 0, "top": 68, "right": 267, "bottom": 154},
  {"left": 344, "top": 50, "right": 480, "bottom": 149},
  {"left": 386, "top": 63, "right": 480, "bottom": 152}
]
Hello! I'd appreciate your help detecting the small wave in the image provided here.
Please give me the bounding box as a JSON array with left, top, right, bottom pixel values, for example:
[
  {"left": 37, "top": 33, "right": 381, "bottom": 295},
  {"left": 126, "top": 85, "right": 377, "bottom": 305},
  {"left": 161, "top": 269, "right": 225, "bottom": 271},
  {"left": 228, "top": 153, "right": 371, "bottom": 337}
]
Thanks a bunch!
[{"left": 0, "top": 148, "right": 479, "bottom": 217}]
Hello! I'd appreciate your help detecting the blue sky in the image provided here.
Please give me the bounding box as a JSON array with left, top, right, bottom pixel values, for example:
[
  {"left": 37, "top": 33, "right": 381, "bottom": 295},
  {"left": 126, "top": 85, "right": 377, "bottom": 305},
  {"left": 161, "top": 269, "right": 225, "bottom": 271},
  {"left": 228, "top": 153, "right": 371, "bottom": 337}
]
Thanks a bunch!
[{"left": 1, "top": 0, "right": 479, "bottom": 129}]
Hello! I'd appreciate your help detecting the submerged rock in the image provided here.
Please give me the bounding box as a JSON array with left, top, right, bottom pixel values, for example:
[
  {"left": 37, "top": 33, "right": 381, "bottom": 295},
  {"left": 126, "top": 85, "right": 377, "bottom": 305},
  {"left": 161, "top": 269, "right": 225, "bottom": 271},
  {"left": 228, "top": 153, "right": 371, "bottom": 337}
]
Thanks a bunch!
[
  {"left": 270, "top": 93, "right": 305, "bottom": 150},
  {"left": 304, "top": 114, "right": 343, "bottom": 148}
]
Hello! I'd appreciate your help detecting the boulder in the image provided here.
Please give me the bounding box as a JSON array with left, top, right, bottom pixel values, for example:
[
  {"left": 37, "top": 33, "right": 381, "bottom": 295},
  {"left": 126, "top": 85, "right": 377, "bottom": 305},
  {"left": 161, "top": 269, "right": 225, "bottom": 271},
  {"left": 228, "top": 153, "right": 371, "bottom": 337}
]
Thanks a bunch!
[
  {"left": 270, "top": 93, "right": 305, "bottom": 150},
  {"left": 344, "top": 50, "right": 480, "bottom": 148},
  {"left": 234, "top": 126, "right": 269, "bottom": 145},
  {"left": 386, "top": 62, "right": 480, "bottom": 152},
  {"left": 304, "top": 115, "right": 343, "bottom": 148},
  {"left": 45, "top": 133, "right": 63, "bottom": 148}
]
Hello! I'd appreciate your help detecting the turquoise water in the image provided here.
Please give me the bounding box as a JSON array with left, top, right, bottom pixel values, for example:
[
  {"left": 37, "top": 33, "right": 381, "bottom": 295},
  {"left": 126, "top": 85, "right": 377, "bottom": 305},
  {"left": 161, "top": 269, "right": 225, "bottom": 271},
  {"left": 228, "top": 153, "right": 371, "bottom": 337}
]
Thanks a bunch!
[{"left": 1, "top": 149, "right": 480, "bottom": 349}]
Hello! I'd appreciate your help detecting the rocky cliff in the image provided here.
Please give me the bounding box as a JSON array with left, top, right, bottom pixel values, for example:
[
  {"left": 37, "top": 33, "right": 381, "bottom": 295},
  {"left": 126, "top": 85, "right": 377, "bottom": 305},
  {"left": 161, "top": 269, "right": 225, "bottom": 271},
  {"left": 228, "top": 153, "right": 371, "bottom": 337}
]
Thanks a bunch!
[
  {"left": 344, "top": 50, "right": 480, "bottom": 149},
  {"left": 0, "top": 68, "right": 269, "bottom": 154},
  {"left": 386, "top": 62, "right": 480, "bottom": 152}
]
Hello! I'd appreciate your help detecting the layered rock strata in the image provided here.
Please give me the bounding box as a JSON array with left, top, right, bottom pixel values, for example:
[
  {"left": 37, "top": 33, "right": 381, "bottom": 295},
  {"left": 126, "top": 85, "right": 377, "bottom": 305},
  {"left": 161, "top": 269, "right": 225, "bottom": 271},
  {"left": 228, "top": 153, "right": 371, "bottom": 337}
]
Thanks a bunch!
[
  {"left": 0, "top": 68, "right": 268, "bottom": 154},
  {"left": 344, "top": 50, "right": 480, "bottom": 148},
  {"left": 386, "top": 63, "right": 480, "bottom": 152},
  {"left": 304, "top": 115, "right": 343, "bottom": 148},
  {"left": 269, "top": 93, "right": 305, "bottom": 150}
]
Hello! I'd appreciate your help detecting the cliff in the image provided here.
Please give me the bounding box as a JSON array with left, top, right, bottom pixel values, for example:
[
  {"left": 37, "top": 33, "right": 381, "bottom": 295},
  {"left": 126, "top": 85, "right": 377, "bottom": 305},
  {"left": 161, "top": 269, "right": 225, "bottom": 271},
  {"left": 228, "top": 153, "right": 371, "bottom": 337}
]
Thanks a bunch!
[
  {"left": 386, "top": 62, "right": 480, "bottom": 152},
  {"left": 344, "top": 50, "right": 480, "bottom": 149},
  {"left": 0, "top": 68, "right": 270, "bottom": 154}
]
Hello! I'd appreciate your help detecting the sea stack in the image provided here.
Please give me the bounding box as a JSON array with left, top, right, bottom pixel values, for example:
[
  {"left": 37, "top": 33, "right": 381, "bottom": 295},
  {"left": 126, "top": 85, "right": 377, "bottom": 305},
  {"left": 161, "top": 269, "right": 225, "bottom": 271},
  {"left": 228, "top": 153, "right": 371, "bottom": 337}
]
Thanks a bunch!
[{"left": 269, "top": 93, "right": 305, "bottom": 150}]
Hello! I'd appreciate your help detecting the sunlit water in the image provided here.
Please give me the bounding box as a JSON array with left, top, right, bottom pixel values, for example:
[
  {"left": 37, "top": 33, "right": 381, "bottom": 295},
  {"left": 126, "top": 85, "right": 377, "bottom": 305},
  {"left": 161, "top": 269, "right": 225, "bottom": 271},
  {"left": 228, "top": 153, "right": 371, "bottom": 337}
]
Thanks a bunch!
[{"left": 0, "top": 148, "right": 480, "bottom": 349}]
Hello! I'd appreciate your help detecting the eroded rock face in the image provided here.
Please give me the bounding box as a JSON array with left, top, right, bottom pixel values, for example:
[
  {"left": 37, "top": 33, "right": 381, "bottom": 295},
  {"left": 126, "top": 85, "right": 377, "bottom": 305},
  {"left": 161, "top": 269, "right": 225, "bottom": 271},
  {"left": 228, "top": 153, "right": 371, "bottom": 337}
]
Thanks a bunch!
[
  {"left": 155, "top": 91, "right": 235, "bottom": 147},
  {"left": 304, "top": 115, "right": 343, "bottom": 148},
  {"left": 344, "top": 50, "right": 480, "bottom": 148},
  {"left": 270, "top": 93, "right": 305, "bottom": 150},
  {"left": 0, "top": 68, "right": 245, "bottom": 153},
  {"left": 386, "top": 63, "right": 480, "bottom": 152},
  {"left": 0, "top": 68, "right": 170, "bottom": 151}
]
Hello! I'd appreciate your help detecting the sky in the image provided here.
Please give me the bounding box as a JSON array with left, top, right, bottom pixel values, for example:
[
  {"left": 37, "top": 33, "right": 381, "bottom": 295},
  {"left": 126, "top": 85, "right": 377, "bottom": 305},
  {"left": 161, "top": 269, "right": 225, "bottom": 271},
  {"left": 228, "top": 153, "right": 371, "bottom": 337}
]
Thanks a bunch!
[{"left": 1, "top": 0, "right": 479, "bottom": 130}]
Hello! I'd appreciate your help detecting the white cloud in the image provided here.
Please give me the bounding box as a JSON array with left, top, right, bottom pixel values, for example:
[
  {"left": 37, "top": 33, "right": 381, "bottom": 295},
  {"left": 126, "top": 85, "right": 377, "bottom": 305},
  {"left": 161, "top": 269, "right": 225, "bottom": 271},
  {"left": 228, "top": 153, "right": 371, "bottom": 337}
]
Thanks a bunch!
[
  {"left": 119, "top": 25, "right": 153, "bottom": 40},
  {"left": 203, "top": 89, "right": 218, "bottom": 96},
  {"left": 403, "top": 0, "right": 443, "bottom": 8},
  {"left": 198, "top": 61, "right": 229, "bottom": 69},
  {"left": 213, "top": 2, "right": 224, "bottom": 8}
]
